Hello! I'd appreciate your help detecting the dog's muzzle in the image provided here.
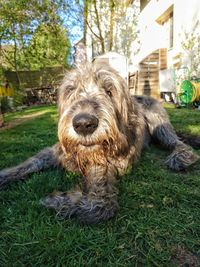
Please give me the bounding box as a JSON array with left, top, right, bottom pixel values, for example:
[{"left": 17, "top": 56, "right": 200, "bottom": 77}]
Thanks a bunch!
[{"left": 72, "top": 113, "right": 99, "bottom": 136}]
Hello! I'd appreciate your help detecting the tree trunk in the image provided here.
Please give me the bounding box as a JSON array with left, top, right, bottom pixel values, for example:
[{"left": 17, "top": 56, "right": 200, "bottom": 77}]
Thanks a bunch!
[
  {"left": 93, "top": 0, "right": 105, "bottom": 54},
  {"left": 0, "top": 106, "right": 4, "bottom": 127},
  {"left": 83, "top": 0, "right": 88, "bottom": 44},
  {"left": 0, "top": 38, "right": 4, "bottom": 127},
  {"left": 13, "top": 35, "right": 21, "bottom": 86},
  {"left": 109, "top": 0, "right": 115, "bottom": 51}
]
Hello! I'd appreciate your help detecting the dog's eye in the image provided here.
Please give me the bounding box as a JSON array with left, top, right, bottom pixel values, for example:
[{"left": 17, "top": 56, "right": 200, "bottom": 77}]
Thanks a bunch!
[
  {"left": 67, "top": 85, "right": 75, "bottom": 92},
  {"left": 106, "top": 90, "right": 112, "bottom": 97},
  {"left": 103, "top": 87, "right": 113, "bottom": 97}
]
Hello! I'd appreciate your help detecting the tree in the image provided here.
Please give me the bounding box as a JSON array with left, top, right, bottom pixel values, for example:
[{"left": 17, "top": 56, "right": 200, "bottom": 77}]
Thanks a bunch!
[
  {"left": 0, "top": 0, "right": 70, "bottom": 73},
  {"left": 23, "top": 23, "right": 70, "bottom": 70},
  {"left": 60, "top": 0, "right": 139, "bottom": 61},
  {"left": 181, "top": 25, "right": 200, "bottom": 78},
  {"left": 84, "top": 0, "right": 140, "bottom": 59}
]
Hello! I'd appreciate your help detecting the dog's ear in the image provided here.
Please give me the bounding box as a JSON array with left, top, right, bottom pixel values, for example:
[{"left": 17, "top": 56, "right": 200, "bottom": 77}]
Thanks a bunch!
[{"left": 74, "top": 42, "right": 87, "bottom": 65}]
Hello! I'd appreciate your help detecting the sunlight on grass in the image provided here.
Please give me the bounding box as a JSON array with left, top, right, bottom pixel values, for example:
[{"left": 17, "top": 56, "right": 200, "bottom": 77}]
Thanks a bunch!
[
  {"left": 4, "top": 105, "right": 57, "bottom": 123},
  {"left": 164, "top": 105, "right": 200, "bottom": 135}
]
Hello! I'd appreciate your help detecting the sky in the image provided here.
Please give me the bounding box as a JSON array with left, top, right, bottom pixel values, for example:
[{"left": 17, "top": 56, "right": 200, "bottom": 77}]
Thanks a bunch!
[{"left": 61, "top": 0, "right": 84, "bottom": 46}]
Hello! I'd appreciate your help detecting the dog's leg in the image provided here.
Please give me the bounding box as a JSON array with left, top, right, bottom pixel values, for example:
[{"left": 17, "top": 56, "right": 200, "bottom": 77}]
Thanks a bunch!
[
  {"left": 41, "top": 166, "right": 119, "bottom": 224},
  {"left": 150, "top": 120, "right": 198, "bottom": 171},
  {"left": 0, "top": 143, "right": 61, "bottom": 188},
  {"left": 140, "top": 98, "right": 199, "bottom": 171},
  {"left": 75, "top": 166, "right": 118, "bottom": 224}
]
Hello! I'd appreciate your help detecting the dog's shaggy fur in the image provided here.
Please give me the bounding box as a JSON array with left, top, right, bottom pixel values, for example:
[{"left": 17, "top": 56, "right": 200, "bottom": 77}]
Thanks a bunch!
[{"left": 0, "top": 62, "right": 199, "bottom": 224}]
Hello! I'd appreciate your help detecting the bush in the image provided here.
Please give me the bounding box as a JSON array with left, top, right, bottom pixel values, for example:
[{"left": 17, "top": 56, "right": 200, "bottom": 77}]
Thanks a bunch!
[
  {"left": 13, "top": 87, "right": 26, "bottom": 107},
  {"left": 0, "top": 96, "right": 12, "bottom": 113}
]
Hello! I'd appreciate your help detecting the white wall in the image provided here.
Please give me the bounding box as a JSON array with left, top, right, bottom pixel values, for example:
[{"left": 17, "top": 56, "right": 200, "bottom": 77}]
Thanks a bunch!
[
  {"left": 130, "top": 0, "right": 200, "bottom": 92},
  {"left": 131, "top": 0, "right": 200, "bottom": 66}
]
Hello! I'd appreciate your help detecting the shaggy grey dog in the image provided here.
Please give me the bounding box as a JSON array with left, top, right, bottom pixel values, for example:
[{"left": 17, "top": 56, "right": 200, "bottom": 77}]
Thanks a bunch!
[{"left": 0, "top": 62, "right": 199, "bottom": 224}]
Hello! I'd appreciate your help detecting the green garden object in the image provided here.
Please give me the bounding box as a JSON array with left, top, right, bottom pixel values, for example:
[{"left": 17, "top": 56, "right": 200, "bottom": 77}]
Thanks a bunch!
[{"left": 177, "top": 79, "right": 200, "bottom": 106}]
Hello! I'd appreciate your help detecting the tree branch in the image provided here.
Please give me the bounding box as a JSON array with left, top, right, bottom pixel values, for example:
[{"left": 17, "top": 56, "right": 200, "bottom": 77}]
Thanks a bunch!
[{"left": 93, "top": 0, "right": 105, "bottom": 53}]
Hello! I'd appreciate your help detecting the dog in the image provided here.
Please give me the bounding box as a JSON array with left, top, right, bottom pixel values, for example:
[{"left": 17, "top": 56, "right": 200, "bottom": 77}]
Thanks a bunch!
[{"left": 0, "top": 61, "right": 199, "bottom": 224}]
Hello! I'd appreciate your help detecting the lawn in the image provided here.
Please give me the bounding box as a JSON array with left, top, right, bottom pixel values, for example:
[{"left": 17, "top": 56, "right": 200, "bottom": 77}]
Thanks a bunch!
[{"left": 0, "top": 104, "right": 200, "bottom": 266}]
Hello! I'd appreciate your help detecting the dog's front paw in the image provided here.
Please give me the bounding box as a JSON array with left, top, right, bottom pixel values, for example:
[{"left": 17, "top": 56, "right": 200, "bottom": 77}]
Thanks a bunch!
[
  {"left": 40, "top": 190, "right": 82, "bottom": 218},
  {"left": 166, "top": 145, "right": 199, "bottom": 171}
]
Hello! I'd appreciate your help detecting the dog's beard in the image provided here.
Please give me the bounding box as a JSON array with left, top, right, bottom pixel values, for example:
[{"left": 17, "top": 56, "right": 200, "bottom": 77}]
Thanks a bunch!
[
  {"left": 57, "top": 91, "right": 132, "bottom": 175},
  {"left": 59, "top": 118, "right": 116, "bottom": 151}
]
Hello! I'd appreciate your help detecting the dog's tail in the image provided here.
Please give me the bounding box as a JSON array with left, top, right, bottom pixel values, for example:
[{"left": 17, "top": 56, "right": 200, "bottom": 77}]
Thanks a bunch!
[{"left": 177, "top": 132, "right": 200, "bottom": 149}]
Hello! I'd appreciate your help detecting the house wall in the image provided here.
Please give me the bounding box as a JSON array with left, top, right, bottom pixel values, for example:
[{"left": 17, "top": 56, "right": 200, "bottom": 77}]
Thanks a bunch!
[
  {"left": 131, "top": 0, "right": 200, "bottom": 93},
  {"left": 134, "top": 0, "right": 200, "bottom": 62},
  {"left": 135, "top": 0, "right": 174, "bottom": 63}
]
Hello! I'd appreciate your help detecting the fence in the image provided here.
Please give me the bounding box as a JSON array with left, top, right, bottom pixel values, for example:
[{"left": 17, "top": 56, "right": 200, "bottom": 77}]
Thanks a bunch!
[
  {"left": 2, "top": 66, "right": 66, "bottom": 105},
  {"left": 4, "top": 66, "right": 65, "bottom": 89}
]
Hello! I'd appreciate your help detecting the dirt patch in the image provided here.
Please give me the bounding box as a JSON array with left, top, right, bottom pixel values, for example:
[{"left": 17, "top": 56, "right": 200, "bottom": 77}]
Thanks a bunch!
[
  {"left": 171, "top": 245, "right": 200, "bottom": 267},
  {"left": 0, "top": 110, "right": 49, "bottom": 131}
]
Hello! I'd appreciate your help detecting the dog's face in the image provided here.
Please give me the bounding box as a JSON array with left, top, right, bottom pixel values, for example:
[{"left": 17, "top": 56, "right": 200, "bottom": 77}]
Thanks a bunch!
[{"left": 57, "top": 62, "right": 136, "bottom": 162}]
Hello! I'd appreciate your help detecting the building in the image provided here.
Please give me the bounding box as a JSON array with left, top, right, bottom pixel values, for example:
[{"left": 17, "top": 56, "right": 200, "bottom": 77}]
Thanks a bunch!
[
  {"left": 94, "top": 52, "right": 129, "bottom": 82},
  {"left": 130, "top": 0, "right": 200, "bottom": 99},
  {"left": 83, "top": 0, "right": 200, "bottom": 99}
]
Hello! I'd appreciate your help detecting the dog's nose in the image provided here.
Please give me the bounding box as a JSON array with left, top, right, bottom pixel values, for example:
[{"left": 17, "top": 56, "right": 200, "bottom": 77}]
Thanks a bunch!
[{"left": 72, "top": 113, "right": 99, "bottom": 136}]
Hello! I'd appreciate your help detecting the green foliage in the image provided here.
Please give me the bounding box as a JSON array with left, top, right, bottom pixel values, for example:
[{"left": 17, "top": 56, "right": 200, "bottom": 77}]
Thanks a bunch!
[
  {"left": 0, "top": 0, "right": 70, "bottom": 107},
  {"left": 0, "top": 0, "right": 70, "bottom": 71},
  {"left": 26, "top": 24, "right": 70, "bottom": 69},
  {"left": 0, "top": 105, "right": 200, "bottom": 266},
  {"left": 85, "top": 0, "right": 139, "bottom": 58},
  {"left": 13, "top": 86, "right": 26, "bottom": 107},
  {"left": 181, "top": 24, "right": 200, "bottom": 78},
  {"left": 0, "top": 96, "right": 11, "bottom": 113}
]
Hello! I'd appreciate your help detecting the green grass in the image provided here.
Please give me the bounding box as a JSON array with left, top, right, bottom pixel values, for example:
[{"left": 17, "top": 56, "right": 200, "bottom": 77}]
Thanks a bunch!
[
  {"left": 0, "top": 105, "right": 200, "bottom": 266},
  {"left": 164, "top": 103, "right": 200, "bottom": 135},
  {"left": 3, "top": 105, "right": 56, "bottom": 123}
]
